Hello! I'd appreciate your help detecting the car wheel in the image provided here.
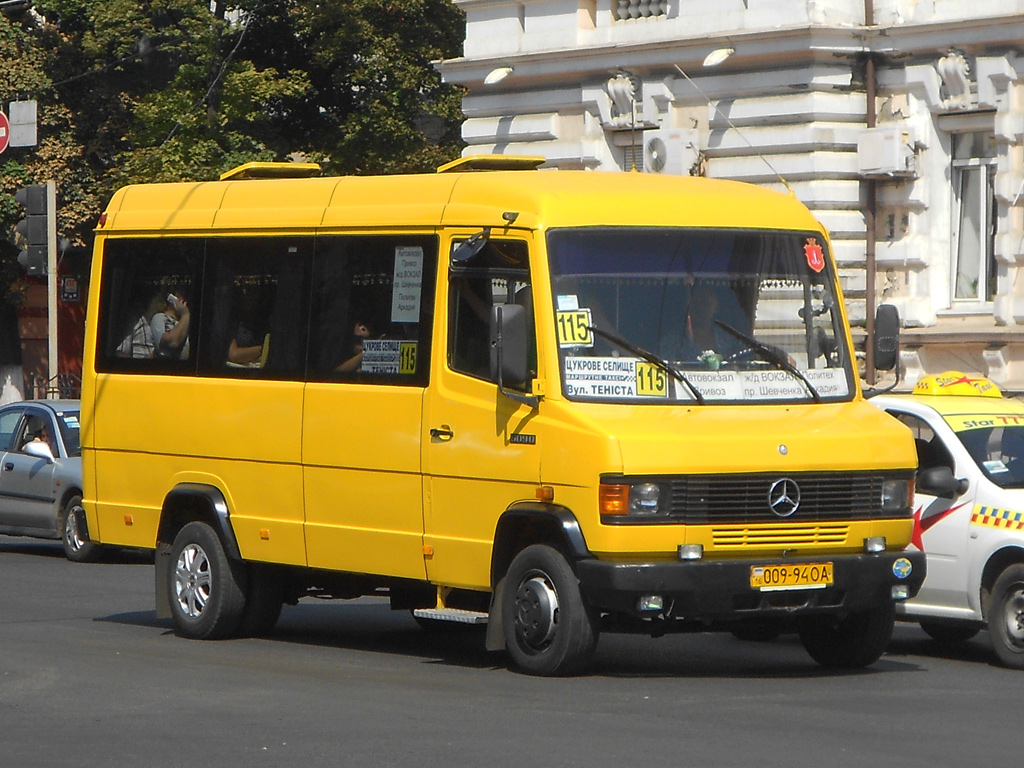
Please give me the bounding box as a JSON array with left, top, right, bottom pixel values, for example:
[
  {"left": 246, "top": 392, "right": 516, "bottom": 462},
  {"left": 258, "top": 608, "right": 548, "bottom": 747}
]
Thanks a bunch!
[
  {"left": 919, "top": 620, "right": 980, "bottom": 644},
  {"left": 798, "top": 602, "right": 895, "bottom": 669},
  {"left": 987, "top": 564, "right": 1024, "bottom": 669},
  {"left": 60, "top": 495, "right": 99, "bottom": 563},
  {"left": 168, "top": 521, "right": 247, "bottom": 640},
  {"left": 501, "top": 544, "right": 598, "bottom": 676}
]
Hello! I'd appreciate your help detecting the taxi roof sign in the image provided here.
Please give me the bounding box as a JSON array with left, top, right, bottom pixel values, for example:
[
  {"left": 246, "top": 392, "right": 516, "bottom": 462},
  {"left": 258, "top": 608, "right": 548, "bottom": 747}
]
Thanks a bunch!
[{"left": 912, "top": 371, "right": 1002, "bottom": 398}]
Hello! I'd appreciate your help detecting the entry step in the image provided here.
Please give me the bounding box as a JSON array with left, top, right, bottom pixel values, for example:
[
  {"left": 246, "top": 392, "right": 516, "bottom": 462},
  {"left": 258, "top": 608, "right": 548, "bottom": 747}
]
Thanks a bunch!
[{"left": 413, "top": 608, "right": 489, "bottom": 625}]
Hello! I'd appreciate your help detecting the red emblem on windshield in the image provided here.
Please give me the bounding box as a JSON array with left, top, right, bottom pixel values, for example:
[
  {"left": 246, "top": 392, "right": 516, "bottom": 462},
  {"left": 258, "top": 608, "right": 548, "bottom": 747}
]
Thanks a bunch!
[{"left": 804, "top": 238, "right": 825, "bottom": 273}]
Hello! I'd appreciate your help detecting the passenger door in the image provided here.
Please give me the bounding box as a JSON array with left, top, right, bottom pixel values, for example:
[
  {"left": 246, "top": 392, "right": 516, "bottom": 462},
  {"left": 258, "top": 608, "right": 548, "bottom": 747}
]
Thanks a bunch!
[
  {"left": 422, "top": 236, "right": 542, "bottom": 590},
  {"left": 302, "top": 234, "right": 438, "bottom": 580}
]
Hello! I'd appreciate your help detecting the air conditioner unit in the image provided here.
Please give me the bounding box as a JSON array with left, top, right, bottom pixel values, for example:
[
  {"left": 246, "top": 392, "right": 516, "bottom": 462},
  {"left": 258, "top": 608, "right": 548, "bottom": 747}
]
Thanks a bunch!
[
  {"left": 857, "top": 125, "right": 916, "bottom": 177},
  {"left": 642, "top": 128, "right": 698, "bottom": 175}
]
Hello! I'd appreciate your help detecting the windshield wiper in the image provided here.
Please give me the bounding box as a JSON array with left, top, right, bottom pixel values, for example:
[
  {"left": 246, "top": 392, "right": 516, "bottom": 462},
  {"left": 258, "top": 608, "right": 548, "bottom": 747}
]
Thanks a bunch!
[
  {"left": 714, "top": 320, "right": 821, "bottom": 403},
  {"left": 586, "top": 325, "right": 705, "bottom": 405}
]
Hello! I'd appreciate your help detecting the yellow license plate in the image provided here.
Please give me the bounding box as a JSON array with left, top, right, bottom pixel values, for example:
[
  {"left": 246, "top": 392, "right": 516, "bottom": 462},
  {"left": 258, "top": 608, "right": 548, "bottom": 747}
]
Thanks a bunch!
[{"left": 750, "top": 562, "right": 834, "bottom": 591}]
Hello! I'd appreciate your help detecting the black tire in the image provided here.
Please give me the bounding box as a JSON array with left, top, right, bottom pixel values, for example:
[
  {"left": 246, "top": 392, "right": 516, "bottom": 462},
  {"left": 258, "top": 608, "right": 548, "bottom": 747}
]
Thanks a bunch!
[
  {"left": 987, "top": 564, "right": 1024, "bottom": 669},
  {"left": 501, "top": 544, "right": 598, "bottom": 676},
  {"left": 919, "top": 620, "right": 980, "bottom": 644},
  {"left": 168, "top": 521, "right": 247, "bottom": 640},
  {"left": 798, "top": 602, "right": 895, "bottom": 669},
  {"left": 60, "top": 495, "right": 99, "bottom": 563},
  {"left": 236, "top": 564, "right": 283, "bottom": 638}
]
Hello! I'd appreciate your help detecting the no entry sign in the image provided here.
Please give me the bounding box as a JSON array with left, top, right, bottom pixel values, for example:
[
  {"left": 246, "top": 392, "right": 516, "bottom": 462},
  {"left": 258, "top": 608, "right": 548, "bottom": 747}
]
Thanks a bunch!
[{"left": 0, "top": 112, "right": 10, "bottom": 154}]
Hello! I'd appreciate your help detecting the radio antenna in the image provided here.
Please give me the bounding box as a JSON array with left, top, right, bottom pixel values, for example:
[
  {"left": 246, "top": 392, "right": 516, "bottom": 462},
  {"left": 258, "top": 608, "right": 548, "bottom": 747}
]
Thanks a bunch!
[{"left": 673, "top": 64, "right": 793, "bottom": 193}]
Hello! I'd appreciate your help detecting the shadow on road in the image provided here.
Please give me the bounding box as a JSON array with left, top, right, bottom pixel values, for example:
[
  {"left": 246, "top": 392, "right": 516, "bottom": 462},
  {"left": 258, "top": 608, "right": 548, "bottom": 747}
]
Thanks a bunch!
[
  {"left": 0, "top": 536, "right": 153, "bottom": 565},
  {"left": 888, "top": 623, "right": 997, "bottom": 667},
  {"left": 94, "top": 596, "right": 932, "bottom": 679}
]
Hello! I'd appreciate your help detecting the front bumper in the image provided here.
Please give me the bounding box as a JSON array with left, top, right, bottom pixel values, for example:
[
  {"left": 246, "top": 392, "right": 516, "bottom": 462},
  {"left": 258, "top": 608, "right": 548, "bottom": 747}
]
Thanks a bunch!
[{"left": 575, "top": 550, "right": 926, "bottom": 621}]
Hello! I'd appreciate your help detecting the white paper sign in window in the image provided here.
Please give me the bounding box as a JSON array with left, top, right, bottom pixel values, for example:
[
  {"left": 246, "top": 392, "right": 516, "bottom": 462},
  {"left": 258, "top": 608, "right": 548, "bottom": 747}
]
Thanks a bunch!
[{"left": 391, "top": 247, "right": 424, "bottom": 323}]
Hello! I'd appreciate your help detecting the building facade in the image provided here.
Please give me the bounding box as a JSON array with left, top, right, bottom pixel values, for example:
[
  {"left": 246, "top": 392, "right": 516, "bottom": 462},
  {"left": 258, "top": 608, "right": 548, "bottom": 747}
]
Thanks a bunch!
[{"left": 436, "top": 0, "right": 1024, "bottom": 389}]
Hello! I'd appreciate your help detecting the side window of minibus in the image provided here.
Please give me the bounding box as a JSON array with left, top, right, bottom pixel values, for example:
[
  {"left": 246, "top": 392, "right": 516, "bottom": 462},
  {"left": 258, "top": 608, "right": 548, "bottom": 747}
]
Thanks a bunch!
[
  {"left": 448, "top": 239, "right": 534, "bottom": 386},
  {"left": 96, "top": 238, "right": 202, "bottom": 372},
  {"left": 199, "top": 238, "right": 311, "bottom": 379},
  {"left": 307, "top": 235, "right": 437, "bottom": 385}
]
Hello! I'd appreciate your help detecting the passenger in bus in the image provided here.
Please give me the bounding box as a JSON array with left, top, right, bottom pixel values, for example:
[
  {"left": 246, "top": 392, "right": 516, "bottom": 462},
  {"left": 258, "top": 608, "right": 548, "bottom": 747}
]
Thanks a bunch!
[
  {"left": 151, "top": 291, "right": 190, "bottom": 360},
  {"left": 227, "top": 287, "right": 271, "bottom": 367},
  {"left": 335, "top": 321, "right": 371, "bottom": 373},
  {"left": 114, "top": 291, "right": 163, "bottom": 358}
]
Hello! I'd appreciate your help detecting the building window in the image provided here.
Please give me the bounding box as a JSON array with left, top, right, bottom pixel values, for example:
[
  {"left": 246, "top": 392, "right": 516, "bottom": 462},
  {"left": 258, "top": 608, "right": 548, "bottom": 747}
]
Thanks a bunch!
[{"left": 951, "top": 131, "right": 997, "bottom": 304}]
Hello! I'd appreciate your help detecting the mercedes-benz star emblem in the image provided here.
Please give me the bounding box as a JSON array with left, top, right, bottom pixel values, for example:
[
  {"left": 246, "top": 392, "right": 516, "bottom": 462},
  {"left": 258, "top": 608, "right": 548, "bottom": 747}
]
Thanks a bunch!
[{"left": 768, "top": 478, "right": 800, "bottom": 518}]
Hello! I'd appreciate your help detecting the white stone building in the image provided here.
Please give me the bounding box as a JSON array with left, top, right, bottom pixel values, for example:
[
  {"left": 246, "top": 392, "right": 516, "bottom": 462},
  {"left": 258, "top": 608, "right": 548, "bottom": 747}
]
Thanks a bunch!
[{"left": 436, "top": 0, "right": 1024, "bottom": 389}]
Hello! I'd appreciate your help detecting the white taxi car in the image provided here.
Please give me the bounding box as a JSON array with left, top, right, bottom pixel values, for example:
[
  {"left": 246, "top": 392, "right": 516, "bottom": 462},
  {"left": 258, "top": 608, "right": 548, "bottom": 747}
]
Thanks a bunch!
[{"left": 873, "top": 372, "right": 1024, "bottom": 668}]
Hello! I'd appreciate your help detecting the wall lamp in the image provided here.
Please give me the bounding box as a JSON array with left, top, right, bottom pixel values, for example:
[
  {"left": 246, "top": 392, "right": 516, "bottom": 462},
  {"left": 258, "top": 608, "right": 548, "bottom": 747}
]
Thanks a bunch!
[{"left": 484, "top": 66, "right": 514, "bottom": 85}]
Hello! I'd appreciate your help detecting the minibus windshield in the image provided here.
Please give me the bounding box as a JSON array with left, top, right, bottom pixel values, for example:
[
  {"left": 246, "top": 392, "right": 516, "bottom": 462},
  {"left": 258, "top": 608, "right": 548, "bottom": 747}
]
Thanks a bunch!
[{"left": 547, "top": 227, "right": 854, "bottom": 404}]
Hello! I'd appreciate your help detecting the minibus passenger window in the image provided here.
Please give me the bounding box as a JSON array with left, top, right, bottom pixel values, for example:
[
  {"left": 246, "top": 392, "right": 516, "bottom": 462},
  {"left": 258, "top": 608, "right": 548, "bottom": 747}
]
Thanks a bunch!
[
  {"left": 306, "top": 235, "right": 437, "bottom": 386},
  {"left": 96, "top": 238, "right": 202, "bottom": 373},
  {"left": 200, "top": 239, "right": 311, "bottom": 379}
]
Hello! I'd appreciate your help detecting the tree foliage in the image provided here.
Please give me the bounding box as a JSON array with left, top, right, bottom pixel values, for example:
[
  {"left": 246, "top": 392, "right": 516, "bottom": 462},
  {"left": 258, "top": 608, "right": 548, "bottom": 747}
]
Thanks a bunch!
[{"left": 0, "top": 0, "right": 466, "bottom": 296}]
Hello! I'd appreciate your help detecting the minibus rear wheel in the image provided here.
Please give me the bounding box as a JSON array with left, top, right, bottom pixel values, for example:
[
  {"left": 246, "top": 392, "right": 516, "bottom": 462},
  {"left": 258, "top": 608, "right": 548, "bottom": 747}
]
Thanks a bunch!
[
  {"left": 236, "top": 564, "right": 283, "bottom": 638},
  {"left": 501, "top": 544, "right": 598, "bottom": 676},
  {"left": 168, "top": 521, "right": 247, "bottom": 640},
  {"left": 797, "top": 602, "right": 894, "bottom": 669}
]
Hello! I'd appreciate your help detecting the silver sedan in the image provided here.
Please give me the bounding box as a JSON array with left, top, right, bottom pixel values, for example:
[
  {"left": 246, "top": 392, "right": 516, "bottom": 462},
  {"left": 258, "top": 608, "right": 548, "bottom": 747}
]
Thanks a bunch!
[{"left": 0, "top": 399, "right": 97, "bottom": 561}]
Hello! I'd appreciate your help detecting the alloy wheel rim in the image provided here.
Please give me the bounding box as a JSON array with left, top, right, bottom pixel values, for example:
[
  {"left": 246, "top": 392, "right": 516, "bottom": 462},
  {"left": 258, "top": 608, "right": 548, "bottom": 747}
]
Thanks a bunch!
[
  {"left": 1003, "top": 587, "right": 1024, "bottom": 644},
  {"left": 174, "top": 543, "right": 212, "bottom": 619},
  {"left": 64, "top": 506, "right": 86, "bottom": 551}
]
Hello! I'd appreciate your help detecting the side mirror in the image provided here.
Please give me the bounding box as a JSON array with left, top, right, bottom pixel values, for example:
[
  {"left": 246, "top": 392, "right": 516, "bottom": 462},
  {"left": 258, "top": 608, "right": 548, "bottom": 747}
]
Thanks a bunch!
[
  {"left": 489, "top": 303, "right": 538, "bottom": 408},
  {"left": 917, "top": 465, "right": 968, "bottom": 499},
  {"left": 874, "top": 303, "right": 900, "bottom": 372},
  {"left": 23, "top": 441, "right": 55, "bottom": 463}
]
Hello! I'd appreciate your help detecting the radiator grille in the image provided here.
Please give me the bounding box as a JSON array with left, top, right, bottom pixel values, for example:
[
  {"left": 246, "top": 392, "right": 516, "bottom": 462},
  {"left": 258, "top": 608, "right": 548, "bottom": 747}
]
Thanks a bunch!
[{"left": 667, "top": 473, "right": 886, "bottom": 524}]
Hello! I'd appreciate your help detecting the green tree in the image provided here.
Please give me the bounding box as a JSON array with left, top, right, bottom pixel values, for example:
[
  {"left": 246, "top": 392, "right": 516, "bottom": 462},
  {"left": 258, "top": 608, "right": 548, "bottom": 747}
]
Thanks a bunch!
[{"left": 1, "top": 0, "right": 465, "bottom": 278}]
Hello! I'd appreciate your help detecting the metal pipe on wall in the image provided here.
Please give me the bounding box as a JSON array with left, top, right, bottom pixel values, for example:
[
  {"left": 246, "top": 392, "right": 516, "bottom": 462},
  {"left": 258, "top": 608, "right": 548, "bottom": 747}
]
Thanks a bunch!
[{"left": 863, "top": 0, "right": 878, "bottom": 383}]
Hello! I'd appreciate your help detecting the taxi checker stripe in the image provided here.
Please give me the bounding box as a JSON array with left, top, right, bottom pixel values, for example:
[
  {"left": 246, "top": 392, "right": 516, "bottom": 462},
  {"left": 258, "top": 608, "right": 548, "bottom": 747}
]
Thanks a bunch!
[{"left": 972, "top": 505, "right": 1024, "bottom": 530}]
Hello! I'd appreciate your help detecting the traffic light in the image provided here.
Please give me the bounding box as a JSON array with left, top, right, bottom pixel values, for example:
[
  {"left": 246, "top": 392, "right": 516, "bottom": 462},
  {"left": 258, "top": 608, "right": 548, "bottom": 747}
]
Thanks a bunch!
[{"left": 14, "top": 183, "right": 49, "bottom": 275}]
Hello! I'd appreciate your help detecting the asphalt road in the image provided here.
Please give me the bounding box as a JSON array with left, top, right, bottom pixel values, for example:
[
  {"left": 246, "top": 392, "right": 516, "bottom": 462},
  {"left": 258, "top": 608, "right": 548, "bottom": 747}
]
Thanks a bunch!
[{"left": 0, "top": 537, "right": 1015, "bottom": 767}]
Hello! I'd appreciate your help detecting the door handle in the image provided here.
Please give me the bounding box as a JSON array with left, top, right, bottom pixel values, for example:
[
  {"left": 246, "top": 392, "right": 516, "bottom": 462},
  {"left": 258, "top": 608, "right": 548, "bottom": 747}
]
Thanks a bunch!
[
  {"left": 3, "top": 463, "right": 12, "bottom": 471},
  {"left": 430, "top": 425, "right": 454, "bottom": 441}
]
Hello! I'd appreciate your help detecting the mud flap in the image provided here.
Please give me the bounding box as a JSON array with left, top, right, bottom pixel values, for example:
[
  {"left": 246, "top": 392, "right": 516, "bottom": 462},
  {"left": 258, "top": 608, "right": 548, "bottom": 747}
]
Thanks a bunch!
[
  {"left": 154, "top": 541, "right": 172, "bottom": 620},
  {"left": 485, "top": 577, "right": 507, "bottom": 651}
]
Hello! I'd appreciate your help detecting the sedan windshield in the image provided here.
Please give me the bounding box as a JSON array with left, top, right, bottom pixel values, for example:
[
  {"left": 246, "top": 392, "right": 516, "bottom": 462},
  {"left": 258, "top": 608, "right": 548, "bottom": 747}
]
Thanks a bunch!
[
  {"left": 947, "top": 414, "right": 1024, "bottom": 489},
  {"left": 547, "top": 227, "right": 853, "bottom": 404},
  {"left": 56, "top": 410, "right": 81, "bottom": 457}
]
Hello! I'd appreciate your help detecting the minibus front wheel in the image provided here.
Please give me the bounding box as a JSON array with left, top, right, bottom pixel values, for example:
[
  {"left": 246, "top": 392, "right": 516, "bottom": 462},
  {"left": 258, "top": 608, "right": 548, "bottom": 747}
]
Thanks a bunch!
[
  {"left": 502, "top": 544, "right": 598, "bottom": 676},
  {"left": 797, "top": 601, "right": 895, "bottom": 669},
  {"left": 168, "top": 521, "right": 247, "bottom": 640}
]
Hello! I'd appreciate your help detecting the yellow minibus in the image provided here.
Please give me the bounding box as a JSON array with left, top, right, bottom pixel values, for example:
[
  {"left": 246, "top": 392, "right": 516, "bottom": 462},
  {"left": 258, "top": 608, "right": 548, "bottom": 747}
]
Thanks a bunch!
[{"left": 81, "top": 156, "right": 924, "bottom": 675}]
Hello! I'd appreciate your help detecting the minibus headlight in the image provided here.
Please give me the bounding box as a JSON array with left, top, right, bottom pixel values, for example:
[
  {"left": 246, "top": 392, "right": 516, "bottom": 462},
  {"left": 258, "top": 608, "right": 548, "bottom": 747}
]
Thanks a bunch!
[
  {"left": 881, "top": 478, "right": 911, "bottom": 513},
  {"left": 601, "top": 481, "right": 670, "bottom": 520},
  {"left": 629, "top": 483, "right": 664, "bottom": 516}
]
